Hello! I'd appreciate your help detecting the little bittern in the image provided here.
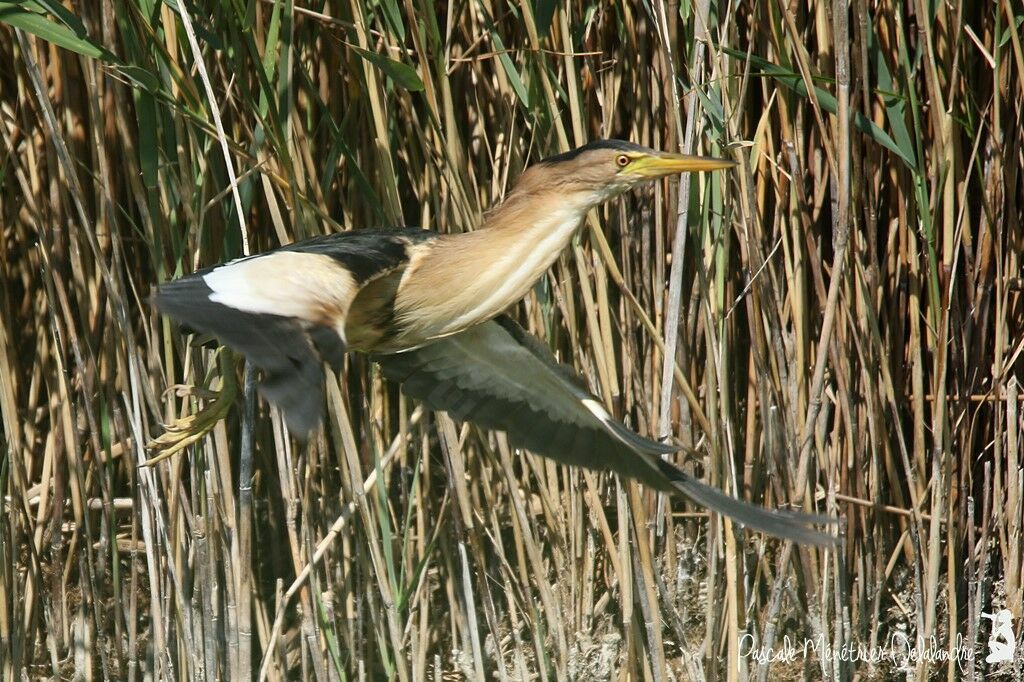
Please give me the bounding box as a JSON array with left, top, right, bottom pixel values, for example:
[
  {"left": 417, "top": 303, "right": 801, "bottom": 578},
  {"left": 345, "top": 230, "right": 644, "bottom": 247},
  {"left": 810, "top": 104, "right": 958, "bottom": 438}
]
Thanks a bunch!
[{"left": 156, "top": 140, "right": 834, "bottom": 544}]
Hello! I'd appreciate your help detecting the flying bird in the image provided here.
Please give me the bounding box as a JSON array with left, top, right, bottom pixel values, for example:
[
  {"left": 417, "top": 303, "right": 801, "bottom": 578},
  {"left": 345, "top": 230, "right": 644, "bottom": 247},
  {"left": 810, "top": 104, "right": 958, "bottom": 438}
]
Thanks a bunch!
[{"left": 155, "top": 140, "right": 834, "bottom": 544}]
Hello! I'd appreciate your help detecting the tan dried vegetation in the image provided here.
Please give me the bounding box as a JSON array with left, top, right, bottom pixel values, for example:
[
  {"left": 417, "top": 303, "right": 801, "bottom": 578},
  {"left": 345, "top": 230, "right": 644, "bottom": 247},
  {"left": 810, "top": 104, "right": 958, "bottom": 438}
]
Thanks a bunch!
[{"left": 1, "top": 0, "right": 1022, "bottom": 679}]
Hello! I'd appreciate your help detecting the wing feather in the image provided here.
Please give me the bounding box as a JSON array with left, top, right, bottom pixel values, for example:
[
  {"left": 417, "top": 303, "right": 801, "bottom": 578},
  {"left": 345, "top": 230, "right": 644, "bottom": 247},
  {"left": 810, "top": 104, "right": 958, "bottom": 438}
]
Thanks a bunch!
[
  {"left": 374, "top": 315, "right": 835, "bottom": 544},
  {"left": 155, "top": 229, "right": 428, "bottom": 437}
]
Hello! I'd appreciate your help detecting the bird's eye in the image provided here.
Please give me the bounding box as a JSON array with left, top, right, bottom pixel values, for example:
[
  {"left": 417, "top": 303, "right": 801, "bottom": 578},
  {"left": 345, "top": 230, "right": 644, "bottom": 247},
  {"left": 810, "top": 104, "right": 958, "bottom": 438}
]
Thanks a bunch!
[{"left": 616, "top": 155, "right": 630, "bottom": 168}]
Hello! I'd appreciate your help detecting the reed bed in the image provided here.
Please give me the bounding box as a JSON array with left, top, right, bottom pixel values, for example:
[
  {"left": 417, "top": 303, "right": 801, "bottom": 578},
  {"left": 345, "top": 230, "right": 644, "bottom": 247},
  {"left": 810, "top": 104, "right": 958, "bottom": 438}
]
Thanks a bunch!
[{"left": 1, "top": 0, "right": 1022, "bottom": 679}]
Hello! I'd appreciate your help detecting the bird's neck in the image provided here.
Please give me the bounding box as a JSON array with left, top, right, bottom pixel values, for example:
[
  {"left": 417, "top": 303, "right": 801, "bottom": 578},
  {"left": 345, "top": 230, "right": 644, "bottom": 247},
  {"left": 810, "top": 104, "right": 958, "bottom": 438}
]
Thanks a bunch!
[
  {"left": 481, "top": 186, "right": 593, "bottom": 236},
  {"left": 386, "top": 190, "right": 593, "bottom": 348},
  {"left": 470, "top": 188, "right": 593, "bottom": 301}
]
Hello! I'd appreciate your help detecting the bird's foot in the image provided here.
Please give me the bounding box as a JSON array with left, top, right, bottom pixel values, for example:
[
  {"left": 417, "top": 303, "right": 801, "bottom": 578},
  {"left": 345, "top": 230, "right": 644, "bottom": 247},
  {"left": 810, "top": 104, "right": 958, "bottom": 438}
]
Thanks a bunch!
[{"left": 142, "top": 349, "right": 238, "bottom": 466}]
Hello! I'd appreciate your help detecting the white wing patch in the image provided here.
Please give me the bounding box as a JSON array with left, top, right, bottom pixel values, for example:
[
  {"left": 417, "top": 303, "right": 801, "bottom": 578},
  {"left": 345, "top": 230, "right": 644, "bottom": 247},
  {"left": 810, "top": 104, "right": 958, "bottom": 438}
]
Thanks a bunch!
[
  {"left": 581, "top": 397, "right": 617, "bottom": 427},
  {"left": 203, "top": 252, "right": 359, "bottom": 324}
]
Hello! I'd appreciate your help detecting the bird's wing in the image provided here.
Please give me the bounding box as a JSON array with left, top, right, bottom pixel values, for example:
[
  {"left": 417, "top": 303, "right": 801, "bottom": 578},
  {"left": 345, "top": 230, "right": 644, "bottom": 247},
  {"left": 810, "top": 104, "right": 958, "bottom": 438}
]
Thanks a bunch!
[
  {"left": 154, "top": 229, "right": 432, "bottom": 437},
  {"left": 374, "top": 316, "right": 834, "bottom": 544}
]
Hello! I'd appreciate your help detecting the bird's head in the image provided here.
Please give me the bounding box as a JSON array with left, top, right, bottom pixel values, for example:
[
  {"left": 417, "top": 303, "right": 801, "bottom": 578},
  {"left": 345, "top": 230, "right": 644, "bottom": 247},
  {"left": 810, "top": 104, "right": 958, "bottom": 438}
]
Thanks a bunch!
[{"left": 515, "top": 139, "right": 735, "bottom": 207}]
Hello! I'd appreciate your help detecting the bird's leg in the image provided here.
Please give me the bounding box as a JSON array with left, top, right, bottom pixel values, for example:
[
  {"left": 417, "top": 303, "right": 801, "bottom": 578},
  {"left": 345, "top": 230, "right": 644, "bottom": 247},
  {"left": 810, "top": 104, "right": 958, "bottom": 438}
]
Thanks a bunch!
[{"left": 143, "top": 348, "right": 240, "bottom": 465}]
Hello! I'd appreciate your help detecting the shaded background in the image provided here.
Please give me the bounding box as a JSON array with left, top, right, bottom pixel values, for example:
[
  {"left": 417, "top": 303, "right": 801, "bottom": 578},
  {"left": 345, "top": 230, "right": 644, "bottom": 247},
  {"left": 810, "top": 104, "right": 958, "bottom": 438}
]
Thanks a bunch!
[{"left": 1, "top": 0, "right": 1022, "bottom": 679}]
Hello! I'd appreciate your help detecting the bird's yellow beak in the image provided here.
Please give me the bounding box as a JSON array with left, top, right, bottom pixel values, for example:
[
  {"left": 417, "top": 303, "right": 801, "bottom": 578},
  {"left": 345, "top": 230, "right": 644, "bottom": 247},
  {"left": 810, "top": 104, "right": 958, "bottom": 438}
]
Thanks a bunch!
[{"left": 628, "top": 153, "right": 736, "bottom": 178}]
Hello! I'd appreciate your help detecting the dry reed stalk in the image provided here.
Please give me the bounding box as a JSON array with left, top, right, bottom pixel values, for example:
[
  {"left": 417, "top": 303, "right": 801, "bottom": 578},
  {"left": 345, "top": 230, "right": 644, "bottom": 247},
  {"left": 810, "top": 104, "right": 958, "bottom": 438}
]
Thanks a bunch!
[{"left": 1, "top": 1, "right": 1022, "bottom": 679}]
